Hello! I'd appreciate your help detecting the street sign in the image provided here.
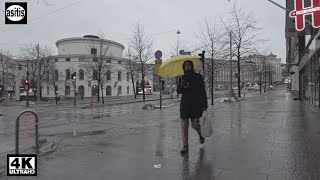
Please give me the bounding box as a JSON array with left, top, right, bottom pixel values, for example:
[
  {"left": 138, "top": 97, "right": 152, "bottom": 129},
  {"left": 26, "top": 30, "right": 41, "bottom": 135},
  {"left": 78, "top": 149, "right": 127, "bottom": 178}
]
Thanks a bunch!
[
  {"left": 155, "top": 50, "right": 162, "bottom": 60},
  {"left": 234, "top": 73, "right": 239, "bottom": 79}
]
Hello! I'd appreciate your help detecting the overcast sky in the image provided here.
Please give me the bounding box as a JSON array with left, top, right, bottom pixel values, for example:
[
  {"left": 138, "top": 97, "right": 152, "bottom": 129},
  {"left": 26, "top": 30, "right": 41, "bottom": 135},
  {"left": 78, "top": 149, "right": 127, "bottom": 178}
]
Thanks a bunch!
[{"left": 0, "top": 0, "right": 286, "bottom": 62}]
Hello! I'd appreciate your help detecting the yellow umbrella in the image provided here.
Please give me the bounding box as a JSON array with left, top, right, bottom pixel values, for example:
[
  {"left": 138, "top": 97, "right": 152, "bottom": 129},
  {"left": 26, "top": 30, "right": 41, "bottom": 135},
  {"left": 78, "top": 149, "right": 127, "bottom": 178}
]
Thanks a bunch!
[{"left": 158, "top": 55, "right": 201, "bottom": 78}]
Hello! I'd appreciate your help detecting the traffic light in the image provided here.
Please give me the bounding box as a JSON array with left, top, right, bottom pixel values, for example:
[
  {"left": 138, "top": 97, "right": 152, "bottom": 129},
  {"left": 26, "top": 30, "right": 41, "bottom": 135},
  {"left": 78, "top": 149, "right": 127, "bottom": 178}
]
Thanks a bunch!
[
  {"left": 71, "top": 72, "right": 76, "bottom": 80},
  {"left": 22, "top": 79, "right": 29, "bottom": 85},
  {"left": 198, "top": 50, "right": 205, "bottom": 62}
]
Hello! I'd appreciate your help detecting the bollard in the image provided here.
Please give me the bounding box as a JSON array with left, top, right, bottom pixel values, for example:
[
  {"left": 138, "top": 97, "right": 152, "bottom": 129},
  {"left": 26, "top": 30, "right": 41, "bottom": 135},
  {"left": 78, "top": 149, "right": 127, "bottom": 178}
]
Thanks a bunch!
[{"left": 16, "top": 110, "right": 39, "bottom": 154}]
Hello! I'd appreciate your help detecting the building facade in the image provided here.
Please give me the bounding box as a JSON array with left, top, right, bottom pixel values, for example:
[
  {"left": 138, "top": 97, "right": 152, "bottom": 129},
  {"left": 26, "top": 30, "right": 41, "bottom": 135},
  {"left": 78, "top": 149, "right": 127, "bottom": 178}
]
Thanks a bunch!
[
  {"left": 286, "top": 1, "right": 320, "bottom": 108},
  {"left": 15, "top": 35, "right": 153, "bottom": 100}
]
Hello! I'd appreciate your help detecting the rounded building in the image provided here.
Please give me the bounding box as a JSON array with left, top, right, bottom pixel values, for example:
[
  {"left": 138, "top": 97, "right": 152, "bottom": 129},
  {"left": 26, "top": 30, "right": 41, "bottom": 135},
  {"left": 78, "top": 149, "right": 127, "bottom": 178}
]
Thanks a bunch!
[{"left": 41, "top": 35, "right": 153, "bottom": 99}]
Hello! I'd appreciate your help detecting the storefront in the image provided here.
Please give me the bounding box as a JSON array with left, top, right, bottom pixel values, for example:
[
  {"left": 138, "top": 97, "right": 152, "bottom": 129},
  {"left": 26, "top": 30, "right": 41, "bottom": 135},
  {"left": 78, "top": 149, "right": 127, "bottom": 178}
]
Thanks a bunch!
[{"left": 300, "top": 53, "right": 320, "bottom": 107}]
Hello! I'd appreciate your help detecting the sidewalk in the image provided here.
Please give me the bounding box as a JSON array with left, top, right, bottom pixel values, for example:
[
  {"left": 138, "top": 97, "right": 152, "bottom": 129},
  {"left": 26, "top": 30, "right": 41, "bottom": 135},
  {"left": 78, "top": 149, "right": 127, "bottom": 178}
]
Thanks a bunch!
[{"left": 1, "top": 87, "right": 320, "bottom": 180}]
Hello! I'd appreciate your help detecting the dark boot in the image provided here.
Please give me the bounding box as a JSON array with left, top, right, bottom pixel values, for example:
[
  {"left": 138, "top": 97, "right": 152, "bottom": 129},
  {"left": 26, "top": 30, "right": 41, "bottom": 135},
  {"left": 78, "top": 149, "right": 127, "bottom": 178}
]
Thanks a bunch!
[
  {"left": 200, "top": 136, "right": 205, "bottom": 144},
  {"left": 180, "top": 144, "right": 189, "bottom": 154}
]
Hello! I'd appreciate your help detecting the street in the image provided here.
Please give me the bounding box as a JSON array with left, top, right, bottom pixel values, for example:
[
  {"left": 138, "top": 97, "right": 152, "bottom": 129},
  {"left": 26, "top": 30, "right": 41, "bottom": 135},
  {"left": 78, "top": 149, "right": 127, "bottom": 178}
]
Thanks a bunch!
[{"left": 0, "top": 87, "right": 319, "bottom": 179}]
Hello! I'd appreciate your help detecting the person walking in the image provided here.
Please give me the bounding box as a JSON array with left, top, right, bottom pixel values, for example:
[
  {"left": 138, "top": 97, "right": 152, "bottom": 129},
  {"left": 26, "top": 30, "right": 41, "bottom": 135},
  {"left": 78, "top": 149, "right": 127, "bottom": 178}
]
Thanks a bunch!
[{"left": 178, "top": 60, "right": 208, "bottom": 154}]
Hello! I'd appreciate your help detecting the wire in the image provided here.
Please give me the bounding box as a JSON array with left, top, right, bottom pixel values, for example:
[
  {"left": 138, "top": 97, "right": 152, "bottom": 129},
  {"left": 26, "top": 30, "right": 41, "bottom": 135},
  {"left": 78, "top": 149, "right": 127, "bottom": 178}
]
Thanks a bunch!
[{"left": 0, "top": 0, "right": 82, "bottom": 32}]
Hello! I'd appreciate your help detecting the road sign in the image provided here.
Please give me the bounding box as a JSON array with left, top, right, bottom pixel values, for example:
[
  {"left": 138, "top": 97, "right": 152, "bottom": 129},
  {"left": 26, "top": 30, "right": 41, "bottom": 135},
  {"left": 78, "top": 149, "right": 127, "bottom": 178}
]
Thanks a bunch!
[
  {"left": 155, "top": 50, "right": 162, "bottom": 60},
  {"left": 234, "top": 73, "right": 239, "bottom": 79}
]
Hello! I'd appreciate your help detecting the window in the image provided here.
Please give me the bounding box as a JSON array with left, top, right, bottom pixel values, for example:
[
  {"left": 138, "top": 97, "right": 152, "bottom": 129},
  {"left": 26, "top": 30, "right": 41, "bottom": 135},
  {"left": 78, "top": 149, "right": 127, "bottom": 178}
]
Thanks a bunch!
[
  {"left": 55, "top": 59, "right": 58, "bottom": 62},
  {"left": 118, "top": 86, "right": 122, "bottom": 95},
  {"left": 118, "top": 61, "right": 122, "bottom": 64},
  {"left": 118, "top": 71, "right": 122, "bottom": 81},
  {"left": 127, "top": 86, "right": 130, "bottom": 94},
  {"left": 106, "top": 86, "right": 112, "bottom": 96},
  {"left": 65, "top": 86, "right": 70, "bottom": 96},
  {"left": 55, "top": 70, "right": 59, "bottom": 80},
  {"left": 66, "top": 69, "right": 70, "bottom": 80},
  {"left": 66, "top": 58, "right": 70, "bottom": 62},
  {"left": 93, "top": 70, "right": 98, "bottom": 80},
  {"left": 91, "top": 48, "right": 97, "bottom": 55},
  {"left": 79, "top": 69, "right": 84, "bottom": 80},
  {"left": 106, "top": 70, "right": 111, "bottom": 80},
  {"left": 107, "top": 59, "right": 111, "bottom": 63},
  {"left": 78, "top": 86, "right": 85, "bottom": 97},
  {"left": 46, "top": 71, "right": 49, "bottom": 82},
  {"left": 46, "top": 86, "right": 49, "bottom": 95},
  {"left": 127, "top": 72, "right": 130, "bottom": 81}
]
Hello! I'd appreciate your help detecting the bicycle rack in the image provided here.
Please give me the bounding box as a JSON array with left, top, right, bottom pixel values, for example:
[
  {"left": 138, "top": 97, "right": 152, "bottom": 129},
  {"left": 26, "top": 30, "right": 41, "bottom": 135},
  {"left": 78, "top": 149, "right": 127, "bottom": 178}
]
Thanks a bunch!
[{"left": 15, "top": 110, "right": 39, "bottom": 154}]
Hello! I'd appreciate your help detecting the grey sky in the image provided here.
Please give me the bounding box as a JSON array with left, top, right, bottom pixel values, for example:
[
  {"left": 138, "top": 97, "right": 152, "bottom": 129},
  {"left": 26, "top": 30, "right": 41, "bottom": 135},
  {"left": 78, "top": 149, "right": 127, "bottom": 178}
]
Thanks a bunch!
[{"left": 0, "top": 0, "right": 286, "bottom": 62}]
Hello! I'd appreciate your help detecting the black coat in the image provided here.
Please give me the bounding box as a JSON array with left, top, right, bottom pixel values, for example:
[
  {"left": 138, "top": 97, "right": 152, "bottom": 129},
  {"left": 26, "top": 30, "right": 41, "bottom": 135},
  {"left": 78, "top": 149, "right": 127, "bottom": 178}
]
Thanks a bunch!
[{"left": 177, "top": 72, "right": 208, "bottom": 119}]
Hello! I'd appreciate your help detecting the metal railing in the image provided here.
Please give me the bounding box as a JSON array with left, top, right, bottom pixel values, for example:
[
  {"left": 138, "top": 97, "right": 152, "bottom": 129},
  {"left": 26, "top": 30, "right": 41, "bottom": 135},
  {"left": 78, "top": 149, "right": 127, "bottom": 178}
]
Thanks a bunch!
[{"left": 15, "top": 110, "right": 39, "bottom": 154}]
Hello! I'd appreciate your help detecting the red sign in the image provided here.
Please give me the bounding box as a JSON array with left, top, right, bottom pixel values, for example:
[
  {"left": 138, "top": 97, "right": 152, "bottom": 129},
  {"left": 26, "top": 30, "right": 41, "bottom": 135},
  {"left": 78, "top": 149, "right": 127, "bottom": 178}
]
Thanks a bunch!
[{"left": 289, "top": 0, "right": 320, "bottom": 31}]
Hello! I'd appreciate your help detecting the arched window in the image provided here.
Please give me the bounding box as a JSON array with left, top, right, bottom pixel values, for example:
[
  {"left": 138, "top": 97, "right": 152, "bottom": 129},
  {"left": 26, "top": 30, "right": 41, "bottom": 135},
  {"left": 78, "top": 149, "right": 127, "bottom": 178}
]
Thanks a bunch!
[
  {"left": 66, "top": 69, "right": 70, "bottom": 80},
  {"left": 127, "top": 72, "right": 130, "bottom": 81},
  {"left": 78, "top": 86, "right": 85, "bottom": 97},
  {"left": 118, "top": 71, "right": 122, "bottom": 81},
  {"left": 118, "top": 86, "right": 122, "bottom": 95},
  {"left": 127, "top": 86, "right": 130, "bottom": 94},
  {"left": 65, "top": 86, "right": 70, "bottom": 96},
  {"left": 93, "top": 70, "right": 98, "bottom": 80},
  {"left": 106, "top": 86, "right": 112, "bottom": 96},
  {"left": 54, "top": 70, "right": 59, "bottom": 81},
  {"left": 106, "top": 70, "right": 111, "bottom": 81},
  {"left": 92, "top": 85, "right": 98, "bottom": 96},
  {"left": 46, "top": 86, "right": 49, "bottom": 95},
  {"left": 79, "top": 69, "right": 84, "bottom": 80}
]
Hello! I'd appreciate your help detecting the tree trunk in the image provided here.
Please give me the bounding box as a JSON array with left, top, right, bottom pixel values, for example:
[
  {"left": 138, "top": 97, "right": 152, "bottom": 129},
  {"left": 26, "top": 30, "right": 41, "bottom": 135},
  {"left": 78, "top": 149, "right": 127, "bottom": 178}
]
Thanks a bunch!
[
  {"left": 131, "top": 78, "right": 136, "bottom": 99},
  {"left": 141, "top": 67, "right": 145, "bottom": 101},
  {"left": 97, "top": 82, "right": 100, "bottom": 102},
  {"left": 101, "top": 84, "right": 104, "bottom": 104},
  {"left": 237, "top": 54, "right": 241, "bottom": 98}
]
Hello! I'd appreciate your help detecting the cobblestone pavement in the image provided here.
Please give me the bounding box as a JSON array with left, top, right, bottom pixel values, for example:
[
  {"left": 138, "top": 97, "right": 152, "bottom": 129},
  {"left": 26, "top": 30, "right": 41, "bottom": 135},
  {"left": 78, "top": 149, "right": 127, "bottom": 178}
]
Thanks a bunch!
[{"left": 1, "top": 87, "right": 320, "bottom": 180}]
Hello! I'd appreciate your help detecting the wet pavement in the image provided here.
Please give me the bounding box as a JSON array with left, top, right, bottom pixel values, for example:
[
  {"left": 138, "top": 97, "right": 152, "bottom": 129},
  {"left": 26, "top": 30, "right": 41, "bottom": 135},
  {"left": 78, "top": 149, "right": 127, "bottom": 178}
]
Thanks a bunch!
[{"left": 1, "top": 87, "right": 320, "bottom": 179}]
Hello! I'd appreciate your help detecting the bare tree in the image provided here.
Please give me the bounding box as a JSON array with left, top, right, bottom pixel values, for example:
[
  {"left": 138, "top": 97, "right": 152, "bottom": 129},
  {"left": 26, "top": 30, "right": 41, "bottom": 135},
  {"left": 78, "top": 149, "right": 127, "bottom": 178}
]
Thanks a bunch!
[
  {"left": 82, "top": 37, "right": 114, "bottom": 104},
  {"left": 20, "top": 43, "right": 52, "bottom": 100},
  {"left": 0, "top": 51, "right": 14, "bottom": 85},
  {"left": 129, "top": 20, "right": 153, "bottom": 101},
  {"left": 124, "top": 47, "right": 139, "bottom": 99},
  {"left": 221, "top": 3, "right": 264, "bottom": 97},
  {"left": 197, "top": 19, "right": 226, "bottom": 104}
]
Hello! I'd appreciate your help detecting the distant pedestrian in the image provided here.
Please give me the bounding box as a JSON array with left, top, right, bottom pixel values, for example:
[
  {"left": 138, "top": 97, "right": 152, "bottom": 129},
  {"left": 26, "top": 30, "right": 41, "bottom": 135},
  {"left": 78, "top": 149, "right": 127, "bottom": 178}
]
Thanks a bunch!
[{"left": 178, "top": 60, "right": 208, "bottom": 154}]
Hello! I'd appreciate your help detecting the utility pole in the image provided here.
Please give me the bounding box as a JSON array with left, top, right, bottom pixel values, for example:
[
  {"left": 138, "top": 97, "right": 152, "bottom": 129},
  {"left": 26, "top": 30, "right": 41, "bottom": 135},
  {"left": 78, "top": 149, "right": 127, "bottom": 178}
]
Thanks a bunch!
[
  {"left": 26, "top": 60, "right": 29, "bottom": 107},
  {"left": 36, "top": 44, "right": 40, "bottom": 101},
  {"left": 228, "top": 31, "right": 235, "bottom": 98}
]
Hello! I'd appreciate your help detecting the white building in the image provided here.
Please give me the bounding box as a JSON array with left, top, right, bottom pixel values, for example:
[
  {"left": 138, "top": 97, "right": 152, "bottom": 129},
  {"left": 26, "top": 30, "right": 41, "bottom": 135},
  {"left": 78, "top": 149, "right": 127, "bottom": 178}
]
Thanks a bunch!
[{"left": 20, "top": 35, "right": 153, "bottom": 99}]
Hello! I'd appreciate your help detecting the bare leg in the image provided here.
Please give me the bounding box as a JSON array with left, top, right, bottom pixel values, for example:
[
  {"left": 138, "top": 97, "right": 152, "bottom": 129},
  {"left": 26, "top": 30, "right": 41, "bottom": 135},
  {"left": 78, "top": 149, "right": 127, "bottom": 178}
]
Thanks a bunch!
[
  {"left": 181, "top": 119, "right": 189, "bottom": 146},
  {"left": 191, "top": 118, "right": 201, "bottom": 137}
]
